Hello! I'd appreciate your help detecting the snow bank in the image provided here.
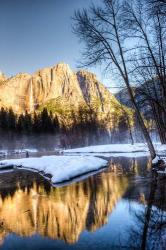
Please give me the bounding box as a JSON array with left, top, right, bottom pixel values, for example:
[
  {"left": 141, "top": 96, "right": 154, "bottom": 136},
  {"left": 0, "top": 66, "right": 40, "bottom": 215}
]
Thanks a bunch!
[
  {"left": 0, "top": 155, "right": 107, "bottom": 184},
  {"left": 0, "top": 149, "right": 38, "bottom": 157},
  {"left": 0, "top": 150, "right": 7, "bottom": 156},
  {"left": 152, "top": 155, "right": 160, "bottom": 164},
  {"left": 82, "top": 152, "right": 149, "bottom": 158},
  {"left": 64, "top": 143, "right": 166, "bottom": 157}
]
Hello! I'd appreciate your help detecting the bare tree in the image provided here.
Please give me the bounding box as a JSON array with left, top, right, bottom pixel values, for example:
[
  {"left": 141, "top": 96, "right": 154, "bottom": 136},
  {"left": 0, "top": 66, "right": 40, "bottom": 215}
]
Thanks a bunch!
[
  {"left": 117, "top": 92, "right": 134, "bottom": 144},
  {"left": 123, "top": 0, "right": 166, "bottom": 144},
  {"left": 73, "top": 0, "right": 156, "bottom": 159},
  {"left": 148, "top": 0, "right": 166, "bottom": 15}
]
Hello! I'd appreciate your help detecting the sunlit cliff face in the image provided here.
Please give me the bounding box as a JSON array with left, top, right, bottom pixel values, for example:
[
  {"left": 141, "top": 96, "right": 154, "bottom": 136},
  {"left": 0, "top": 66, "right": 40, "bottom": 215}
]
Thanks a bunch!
[
  {"left": 0, "top": 171, "right": 128, "bottom": 244},
  {"left": 0, "top": 63, "right": 132, "bottom": 129}
]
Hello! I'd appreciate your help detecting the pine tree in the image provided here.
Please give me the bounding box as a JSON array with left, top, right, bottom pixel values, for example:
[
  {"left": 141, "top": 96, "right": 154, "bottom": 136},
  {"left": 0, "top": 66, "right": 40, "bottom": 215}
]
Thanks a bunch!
[
  {"left": 8, "top": 108, "right": 16, "bottom": 130},
  {"left": 17, "top": 114, "right": 25, "bottom": 132},
  {"left": 0, "top": 107, "right": 8, "bottom": 130},
  {"left": 33, "top": 112, "right": 41, "bottom": 133},
  {"left": 41, "top": 108, "right": 53, "bottom": 132},
  {"left": 24, "top": 111, "right": 32, "bottom": 133}
]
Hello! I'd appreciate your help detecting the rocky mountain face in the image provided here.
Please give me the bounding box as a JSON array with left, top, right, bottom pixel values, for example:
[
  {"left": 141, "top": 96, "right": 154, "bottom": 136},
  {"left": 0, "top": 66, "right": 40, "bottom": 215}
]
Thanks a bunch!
[
  {"left": 0, "top": 168, "right": 128, "bottom": 244},
  {"left": 115, "top": 86, "right": 153, "bottom": 119},
  {"left": 0, "top": 63, "right": 131, "bottom": 129},
  {"left": 0, "top": 72, "right": 6, "bottom": 82}
]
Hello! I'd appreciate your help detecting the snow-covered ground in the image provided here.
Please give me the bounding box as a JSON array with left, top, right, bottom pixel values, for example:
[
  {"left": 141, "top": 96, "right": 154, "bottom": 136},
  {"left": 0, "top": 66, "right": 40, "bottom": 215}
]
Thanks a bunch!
[
  {"left": 0, "top": 148, "right": 38, "bottom": 157},
  {"left": 0, "top": 155, "right": 107, "bottom": 184},
  {"left": 0, "top": 143, "right": 165, "bottom": 185},
  {"left": 63, "top": 143, "right": 166, "bottom": 157}
]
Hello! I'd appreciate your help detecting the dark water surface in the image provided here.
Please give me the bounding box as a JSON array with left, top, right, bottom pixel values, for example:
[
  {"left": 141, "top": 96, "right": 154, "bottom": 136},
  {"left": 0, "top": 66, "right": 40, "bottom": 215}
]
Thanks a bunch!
[{"left": 0, "top": 157, "right": 165, "bottom": 250}]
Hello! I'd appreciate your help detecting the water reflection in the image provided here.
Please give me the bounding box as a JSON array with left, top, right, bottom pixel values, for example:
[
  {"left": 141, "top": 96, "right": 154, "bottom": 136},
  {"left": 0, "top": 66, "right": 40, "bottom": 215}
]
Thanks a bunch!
[
  {"left": 0, "top": 169, "right": 128, "bottom": 245},
  {"left": 124, "top": 178, "right": 166, "bottom": 250},
  {"left": 0, "top": 156, "right": 165, "bottom": 250},
  {"left": 109, "top": 157, "right": 151, "bottom": 177}
]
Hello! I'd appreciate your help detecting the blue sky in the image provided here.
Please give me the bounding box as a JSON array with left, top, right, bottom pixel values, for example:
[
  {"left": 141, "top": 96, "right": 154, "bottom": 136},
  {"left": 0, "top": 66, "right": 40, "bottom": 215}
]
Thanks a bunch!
[{"left": 0, "top": 0, "right": 118, "bottom": 91}]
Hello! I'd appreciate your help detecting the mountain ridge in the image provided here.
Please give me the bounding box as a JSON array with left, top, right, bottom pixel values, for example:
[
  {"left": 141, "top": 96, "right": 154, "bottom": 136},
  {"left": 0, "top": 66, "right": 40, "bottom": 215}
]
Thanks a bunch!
[{"left": 0, "top": 63, "right": 132, "bottom": 129}]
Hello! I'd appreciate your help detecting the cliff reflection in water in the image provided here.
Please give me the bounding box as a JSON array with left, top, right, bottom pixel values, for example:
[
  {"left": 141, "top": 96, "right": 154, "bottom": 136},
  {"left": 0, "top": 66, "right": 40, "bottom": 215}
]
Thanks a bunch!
[{"left": 0, "top": 170, "right": 128, "bottom": 245}]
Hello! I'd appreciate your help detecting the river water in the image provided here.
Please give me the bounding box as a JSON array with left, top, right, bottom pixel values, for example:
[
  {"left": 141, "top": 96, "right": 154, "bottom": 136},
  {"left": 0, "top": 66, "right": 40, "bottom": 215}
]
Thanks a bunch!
[{"left": 0, "top": 156, "right": 165, "bottom": 250}]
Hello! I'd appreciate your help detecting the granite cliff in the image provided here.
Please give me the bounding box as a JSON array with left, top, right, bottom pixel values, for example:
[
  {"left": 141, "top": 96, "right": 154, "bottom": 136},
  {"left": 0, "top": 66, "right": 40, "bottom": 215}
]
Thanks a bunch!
[{"left": 0, "top": 63, "right": 131, "bottom": 129}]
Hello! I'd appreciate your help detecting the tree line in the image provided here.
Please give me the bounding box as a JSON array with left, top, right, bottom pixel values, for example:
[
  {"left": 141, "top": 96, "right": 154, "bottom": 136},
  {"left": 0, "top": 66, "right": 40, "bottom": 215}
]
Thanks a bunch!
[
  {"left": 0, "top": 107, "right": 59, "bottom": 133},
  {"left": 73, "top": 0, "right": 166, "bottom": 159},
  {"left": 0, "top": 107, "right": 127, "bottom": 134},
  {"left": 0, "top": 106, "right": 132, "bottom": 138}
]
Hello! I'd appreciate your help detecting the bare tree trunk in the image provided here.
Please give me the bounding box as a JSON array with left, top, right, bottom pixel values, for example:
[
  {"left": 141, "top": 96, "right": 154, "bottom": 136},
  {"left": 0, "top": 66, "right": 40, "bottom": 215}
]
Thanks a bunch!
[
  {"left": 127, "top": 116, "right": 134, "bottom": 145},
  {"left": 73, "top": 0, "right": 157, "bottom": 159},
  {"left": 119, "top": 95, "right": 134, "bottom": 145},
  {"left": 141, "top": 180, "right": 157, "bottom": 250},
  {"left": 126, "top": 82, "right": 156, "bottom": 159}
]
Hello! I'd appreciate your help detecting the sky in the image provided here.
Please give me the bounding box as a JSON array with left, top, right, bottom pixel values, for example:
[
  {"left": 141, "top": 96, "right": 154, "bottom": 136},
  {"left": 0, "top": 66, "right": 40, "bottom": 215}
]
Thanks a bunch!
[{"left": 0, "top": 0, "right": 118, "bottom": 91}]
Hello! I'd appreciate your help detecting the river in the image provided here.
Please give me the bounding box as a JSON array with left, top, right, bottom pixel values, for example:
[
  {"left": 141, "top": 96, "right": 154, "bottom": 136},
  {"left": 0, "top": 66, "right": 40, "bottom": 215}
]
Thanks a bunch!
[{"left": 0, "top": 156, "right": 164, "bottom": 250}]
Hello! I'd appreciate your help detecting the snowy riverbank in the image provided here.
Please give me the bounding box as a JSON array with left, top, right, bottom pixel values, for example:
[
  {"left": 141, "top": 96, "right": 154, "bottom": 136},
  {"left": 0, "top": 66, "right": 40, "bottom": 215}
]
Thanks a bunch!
[
  {"left": 0, "top": 143, "right": 166, "bottom": 185},
  {"left": 0, "top": 155, "right": 107, "bottom": 184},
  {"left": 63, "top": 143, "right": 166, "bottom": 157}
]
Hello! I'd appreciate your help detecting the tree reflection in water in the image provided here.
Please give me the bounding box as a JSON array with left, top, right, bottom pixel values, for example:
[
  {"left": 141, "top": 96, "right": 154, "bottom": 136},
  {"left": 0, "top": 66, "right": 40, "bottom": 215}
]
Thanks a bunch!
[
  {"left": 0, "top": 156, "right": 164, "bottom": 250},
  {"left": 124, "top": 177, "right": 166, "bottom": 250}
]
